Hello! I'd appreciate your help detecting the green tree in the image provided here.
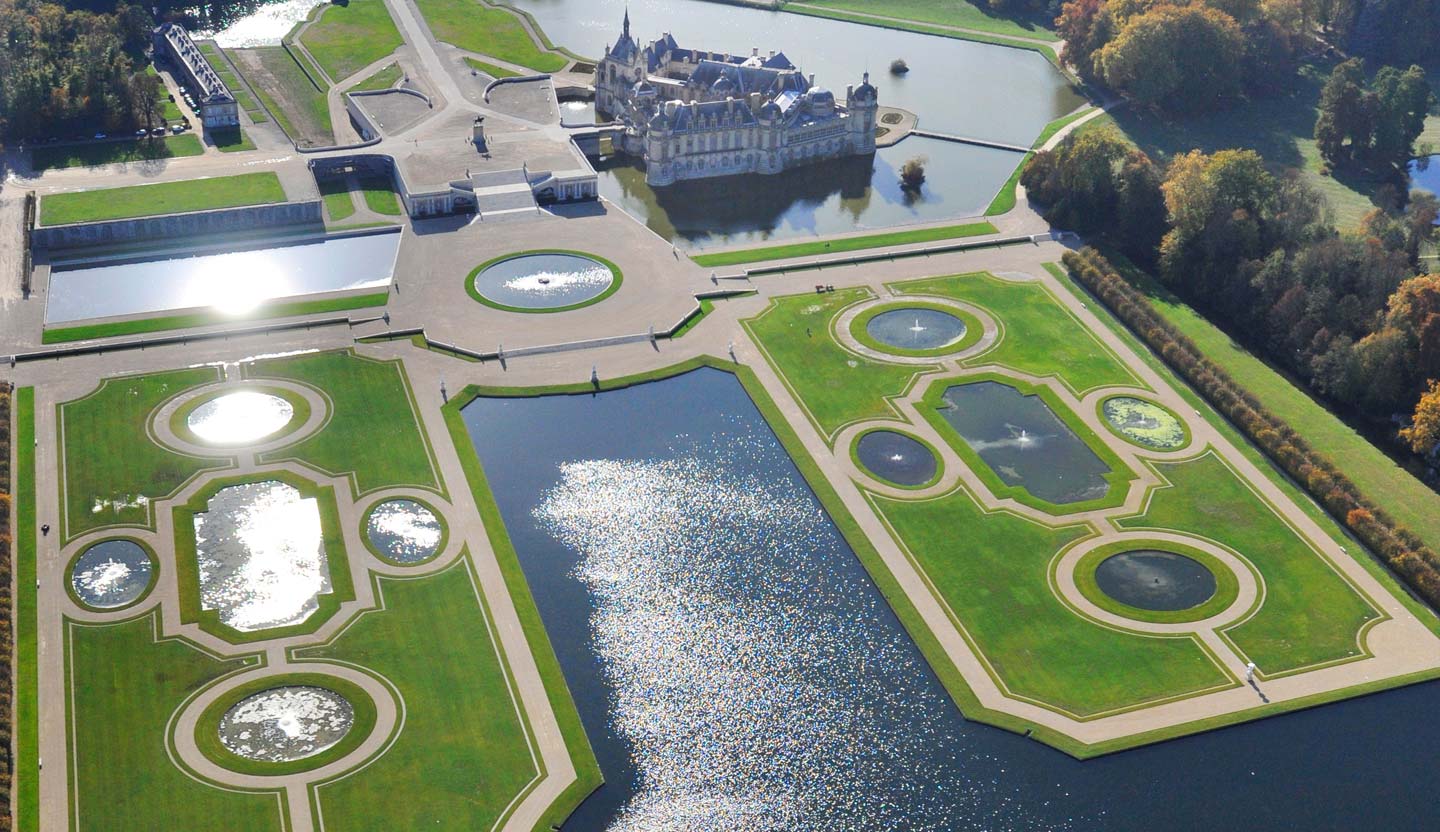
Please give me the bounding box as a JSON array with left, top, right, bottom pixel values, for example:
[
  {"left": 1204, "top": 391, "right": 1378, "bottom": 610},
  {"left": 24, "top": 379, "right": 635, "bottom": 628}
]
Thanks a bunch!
[
  {"left": 1314, "top": 58, "right": 1371, "bottom": 166},
  {"left": 1096, "top": 4, "right": 1247, "bottom": 114}
]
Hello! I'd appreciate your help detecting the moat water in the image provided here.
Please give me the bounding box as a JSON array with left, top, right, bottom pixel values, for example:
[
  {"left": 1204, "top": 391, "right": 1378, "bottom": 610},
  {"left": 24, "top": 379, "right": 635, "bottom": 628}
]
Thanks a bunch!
[
  {"left": 1409, "top": 155, "right": 1440, "bottom": 225},
  {"left": 460, "top": 367, "right": 1440, "bottom": 829}
]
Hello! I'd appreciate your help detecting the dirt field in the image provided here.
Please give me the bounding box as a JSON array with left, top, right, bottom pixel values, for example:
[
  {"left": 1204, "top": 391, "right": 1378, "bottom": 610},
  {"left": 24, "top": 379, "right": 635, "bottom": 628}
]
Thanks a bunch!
[{"left": 231, "top": 46, "right": 335, "bottom": 148}]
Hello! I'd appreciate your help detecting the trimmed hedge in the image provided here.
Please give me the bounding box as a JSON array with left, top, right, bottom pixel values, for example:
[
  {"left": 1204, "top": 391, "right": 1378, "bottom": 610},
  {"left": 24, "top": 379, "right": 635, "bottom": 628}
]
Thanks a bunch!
[
  {"left": 1063, "top": 247, "right": 1440, "bottom": 608},
  {"left": 0, "top": 383, "right": 13, "bottom": 811}
]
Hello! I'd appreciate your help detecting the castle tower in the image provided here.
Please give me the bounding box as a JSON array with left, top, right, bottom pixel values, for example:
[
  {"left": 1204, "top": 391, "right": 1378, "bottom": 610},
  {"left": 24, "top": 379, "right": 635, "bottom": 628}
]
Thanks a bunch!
[{"left": 846, "top": 71, "right": 879, "bottom": 153}]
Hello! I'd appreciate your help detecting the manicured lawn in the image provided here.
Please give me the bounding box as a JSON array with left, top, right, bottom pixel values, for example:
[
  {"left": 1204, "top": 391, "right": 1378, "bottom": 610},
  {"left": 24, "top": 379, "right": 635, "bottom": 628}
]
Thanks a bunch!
[
  {"left": 781, "top": 4, "right": 1061, "bottom": 64},
  {"left": 233, "top": 46, "right": 335, "bottom": 147},
  {"left": 29, "top": 134, "right": 204, "bottom": 173},
  {"left": 66, "top": 613, "right": 278, "bottom": 831},
  {"left": 1120, "top": 453, "right": 1380, "bottom": 674},
  {"left": 320, "top": 177, "right": 358, "bottom": 220},
  {"left": 41, "top": 292, "right": 388, "bottom": 344},
  {"left": 691, "top": 221, "right": 998, "bottom": 267},
  {"left": 144, "top": 66, "right": 185, "bottom": 123},
  {"left": 792, "top": 0, "right": 1057, "bottom": 41},
  {"left": 59, "top": 368, "right": 227, "bottom": 539},
  {"left": 14, "top": 388, "right": 38, "bottom": 831},
  {"left": 300, "top": 561, "right": 537, "bottom": 828},
  {"left": 358, "top": 174, "right": 402, "bottom": 215},
  {"left": 39, "top": 172, "right": 286, "bottom": 226},
  {"left": 350, "top": 62, "right": 403, "bottom": 92},
  {"left": 985, "top": 152, "right": 1030, "bottom": 215},
  {"left": 464, "top": 56, "right": 520, "bottom": 79},
  {"left": 415, "top": 0, "right": 568, "bottom": 72},
  {"left": 300, "top": 0, "right": 404, "bottom": 82},
  {"left": 871, "top": 486, "right": 1233, "bottom": 716},
  {"left": 742, "top": 288, "right": 935, "bottom": 439},
  {"left": 1087, "top": 255, "right": 1440, "bottom": 560},
  {"left": 251, "top": 350, "right": 440, "bottom": 495},
  {"left": 895, "top": 272, "right": 1143, "bottom": 394}
]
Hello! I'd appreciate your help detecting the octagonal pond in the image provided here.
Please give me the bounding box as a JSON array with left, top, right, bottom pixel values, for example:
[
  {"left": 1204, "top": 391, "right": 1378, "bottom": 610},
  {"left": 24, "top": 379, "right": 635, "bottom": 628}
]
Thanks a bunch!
[
  {"left": 218, "top": 685, "right": 355, "bottom": 763},
  {"left": 471, "top": 253, "right": 616, "bottom": 310},
  {"left": 934, "top": 381, "right": 1113, "bottom": 505},
  {"left": 1095, "top": 550, "right": 1218, "bottom": 612},
  {"left": 855, "top": 430, "right": 938, "bottom": 487},
  {"left": 70, "top": 539, "right": 153, "bottom": 608},
  {"left": 865, "top": 308, "right": 967, "bottom": 352},
  {"left": 193, "top": 480, "right": 332, "bottom": 632}
]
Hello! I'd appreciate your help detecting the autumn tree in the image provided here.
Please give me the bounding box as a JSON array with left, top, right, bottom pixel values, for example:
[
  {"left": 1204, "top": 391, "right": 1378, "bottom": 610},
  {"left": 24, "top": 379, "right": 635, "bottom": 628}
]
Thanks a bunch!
[
  {"left": 1315, "top": 59, "right": 1434, "bottom": 172},
  {"left": 1401, "top": 380, "right": 1440, "bottom": 454},
  {"left": 1095, "top": 4, "right": 1247, "bottom": 113}
]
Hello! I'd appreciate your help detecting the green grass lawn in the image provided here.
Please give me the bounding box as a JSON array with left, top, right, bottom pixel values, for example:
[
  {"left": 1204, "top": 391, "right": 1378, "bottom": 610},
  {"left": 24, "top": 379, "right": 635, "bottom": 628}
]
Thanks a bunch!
[
  {"left": 29, "top": 134, "right": 203, "bottom": 173},
  {"left": 197, "top": 43, "right": 268, "bottom": 121},
  {"left": 66, "top": 614, "right": 278, "bottom": 831},
  {"left": 300, "top": 0, "right": 404, "bottom": 82},
  {"left": 691, "top": 221, "right": 998, "bottom": 267},
  {"left": 59, "top": 368, "right": 227, "bottom": 539},
  {"left": 358, "top": 174, "right": 402, "bottom": 215},
  {"left": 464, "top": 56, "right": 521, "bottom": 79},
  {"left": 1120, "top": 453, "right": 1380, "bottom": 674},
  {"left": 39, "top": 171, "right": 286, "bottom": 226},
  {"left": 299, "top": 561, "right": 537, "bottom": 828},
  {"left": 871, "top": 486, "right": 1233, "bottom": 716},
  {"left": 41, "top": 291, "right": 387, "bottom": 344},
  {"left": 780, "top": 3, "right": 1061, "bottom": 62},
  {"left": 349, "top": 62, "right": 403, "bottom": 92},
  {"left": 1088, "top": 255, "right": 1440, "bottom": 559},
  {"left": 208, "top": 125, "right": 256, "bottom": 153},
  {"left": 145, "top": 66, "right": 185, "bottom": 123},
  {"left": 234, "top": 46, "right": 335, "bottom": 146},
  {"left": 320, "top": 177, "right": 358, "bottom": 220},
  {"left": 742, "top": 288, "right": 934, "bottom": 439},
  {"left": 790, "top": 0, "right": 1057, "bottom": 41},
  {"left": 416, "top": 0, "right": 568, "bottom": 72},
  {"left": 14, "top": 388, "right": 39, "bottom": 831},
  {"left": 251, "top": 350, "right": 440, "bottom": 495},
  {"left": 895, "top": 272, "right": 1143, "bottom": 394}
]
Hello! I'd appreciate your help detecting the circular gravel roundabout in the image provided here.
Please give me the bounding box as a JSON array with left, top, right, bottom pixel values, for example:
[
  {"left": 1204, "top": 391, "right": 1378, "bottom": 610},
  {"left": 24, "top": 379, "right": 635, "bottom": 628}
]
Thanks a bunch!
[
  {"left": 1099, "top": 396, "right": 1189, "bottom": 451},
  {"left": 1071, "top": 540, "right": 1242, "bottom": 625},
  {"left": 170, "top": 384, "right": 312, "bottom": 449},
  {"left": 852, "top": 428, "right": 942, "bottom": 489},
  {"left": 849, "top": 300, "right": 984, "bottom": 358},
  {"left": 362, "top": 497, "right": 448, "bottom": 565},
  {"left": 67, "top": 537, "right": 157, "bottom": 611},
  {"left": 195, "top": 673, "right": 378, "bottom": 777},
  {"left": 466, "top": 249, "right": 622, "bottom": 313}
]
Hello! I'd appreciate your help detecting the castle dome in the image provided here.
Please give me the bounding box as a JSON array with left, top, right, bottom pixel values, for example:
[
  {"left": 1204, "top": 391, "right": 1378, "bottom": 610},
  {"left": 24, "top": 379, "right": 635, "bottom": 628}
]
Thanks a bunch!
[
  {"left": 711, "top": 74, "right": 737, "bottom": 95},
  {"left": 758, "top": 100, "right": 783, "bottom": 121},
  {"left": 853, "top": 71, "right": 877, "bottom": 102}
]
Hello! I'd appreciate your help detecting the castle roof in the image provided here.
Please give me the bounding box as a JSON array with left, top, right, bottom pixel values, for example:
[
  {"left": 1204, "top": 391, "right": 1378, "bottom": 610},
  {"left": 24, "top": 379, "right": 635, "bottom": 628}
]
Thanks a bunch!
[
  {"left": 666, "top": 99, "right": 758, "bottom": 133},
  {"left": 687, "top": 60, "right": 809, "bottom": 97}
]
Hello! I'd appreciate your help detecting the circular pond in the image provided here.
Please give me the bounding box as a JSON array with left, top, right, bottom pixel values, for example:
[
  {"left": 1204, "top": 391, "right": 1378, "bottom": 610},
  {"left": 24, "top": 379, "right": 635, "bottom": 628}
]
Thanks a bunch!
[
  {"left": 365, "top": 499, "right": 444, "bottom": 564},
  {"left": 69, "top": 539, "right": 153, "bottom": 609},
  {"left": 855, "top": 430, "right": 939, "bottom": 487},
  {"left": 219, "top": 685, "right": 355, "bottom": 763},
  {"left": 865, "top": 307, "right": 967, "bottom": 352},
  {"left": 1095, "top": 550, "right": 1217, "bottom": 612},
  {"left": 469, "top": 251, "right": 618, "bottom": 311},
  {"left": 1102, "top": 397, "right": 1187, "bottom": 450},
  {"left": 187, "top": 391, "right": 296, "bottom": 445}
]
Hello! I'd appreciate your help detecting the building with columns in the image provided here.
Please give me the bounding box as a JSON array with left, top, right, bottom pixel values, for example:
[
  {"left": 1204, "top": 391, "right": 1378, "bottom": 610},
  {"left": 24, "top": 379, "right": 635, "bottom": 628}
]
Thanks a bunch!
[{"left": 594, "top": 10, "right": 877, "bottom": 186}]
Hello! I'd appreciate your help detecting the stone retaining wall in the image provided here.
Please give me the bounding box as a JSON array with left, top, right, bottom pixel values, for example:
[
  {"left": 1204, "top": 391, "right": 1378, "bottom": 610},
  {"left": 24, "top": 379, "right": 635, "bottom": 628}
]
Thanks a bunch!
[{"left": 32, "top": 201, "right": 323, "bottom": 250}]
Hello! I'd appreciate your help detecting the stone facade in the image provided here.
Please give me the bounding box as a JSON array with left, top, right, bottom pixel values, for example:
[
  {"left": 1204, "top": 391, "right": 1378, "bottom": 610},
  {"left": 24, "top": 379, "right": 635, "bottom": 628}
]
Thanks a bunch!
[
  {"left": 594, "top": 11, "right": 877, "bottom": 186},
  {"left": 153, "top": 23, "right": 240, "bottom": 128}
]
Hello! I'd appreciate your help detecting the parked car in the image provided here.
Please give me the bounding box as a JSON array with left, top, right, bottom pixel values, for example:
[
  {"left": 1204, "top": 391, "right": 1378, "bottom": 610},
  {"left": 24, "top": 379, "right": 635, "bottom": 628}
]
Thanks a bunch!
[
  {"left": 171, "top": 124, "right": 184, "bottom": 134},
  {"left": 151, "top": 127, "right": 167, "bottom": 137},
  {"left": 93, "top": 132, "right": 106, "bottom": 140},
  {"left": 134, "top": 129, "right": 148, "bottom": 138}
]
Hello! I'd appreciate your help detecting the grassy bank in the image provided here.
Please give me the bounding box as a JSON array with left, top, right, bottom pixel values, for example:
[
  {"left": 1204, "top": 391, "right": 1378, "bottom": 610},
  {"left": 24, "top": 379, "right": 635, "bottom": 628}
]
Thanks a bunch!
[
  {"left": 464, "top": 56, "right": 521, "bottom": 79},
  {"left": 350, "top": 62, "right": 403, "bottom": 92},
  {"left": 789, "top": 0, "right": 1057, "bottom": 41},
  {"left": 233, "top": 45, "right": 335, "bottom": 146},
  {"left": 780, "top": 3, "right": 1061, "bottom": 66},
  {"left": 690, "top": 221, "right": 997, "bottom": 267},
  {"left": 415, "top": 0, "right": 568, "bottom": 72},
  {"left": 39, "top": 171, "right": 286, "bottom": 226},
  {"left": 300, "top": 0, "right": 404, "bottom": 82},
  {"left": 14, "top": 388, "right": 38, "bottom": 831}
]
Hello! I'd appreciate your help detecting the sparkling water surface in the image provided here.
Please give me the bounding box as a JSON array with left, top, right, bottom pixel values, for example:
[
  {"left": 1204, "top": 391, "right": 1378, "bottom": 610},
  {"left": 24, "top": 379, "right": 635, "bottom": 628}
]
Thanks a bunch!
[
  {"left": 196, "top": 0, "right": 326, "bottom": 47},
  {"left": 472, "top": 253, "right": 615, "bottom": 309},
  {"left": 866, "top": 307, "right": 967, "bottom": 351},
  {"left": 71, "top": 539, "right": 152, "bottom": 608},
  {"left": 365, "top": 499, "right": 443, "bottom": 563},
  {"left": 193, "top": 480, "right": 331, "bottom": 632},
  {"left": 462, "top": 368, "right": 1440, "bottom": 829},
  {"left": 218, "top": 686, "right": 354, "bottom": 762},
  {"left": 187, "top": 391, "right": 294, "bottom": 445}
]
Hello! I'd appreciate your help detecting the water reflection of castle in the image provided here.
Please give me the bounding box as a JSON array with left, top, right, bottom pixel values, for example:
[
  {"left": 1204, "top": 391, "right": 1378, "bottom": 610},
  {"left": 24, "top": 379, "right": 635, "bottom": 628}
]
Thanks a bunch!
[{"left": 595, "top": 10, "right": 878, "bottom": 186}]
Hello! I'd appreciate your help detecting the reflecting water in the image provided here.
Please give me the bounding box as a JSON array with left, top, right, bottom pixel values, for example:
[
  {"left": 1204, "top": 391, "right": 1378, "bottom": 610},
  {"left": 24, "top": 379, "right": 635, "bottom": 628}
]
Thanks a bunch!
[
  {"left": 472, "top": 253, "right": 614, "bottom": 309},
  {"left": 1102, "top": 397, "right": 1185, "bottom": 450},
  {"left": 193, "top": 480, "right": 331, "bottom": 632},
  {"left": 560, "top": 100, "right": 598, "bottom": 127},
  {"left": 46, "top": 230, "right": 400, "bottom": 324},
  {"left": 187, "top": 391, "right": 295, "bottom": 445},
  {"left": 508, "top": 0, "right": 1082, "bottom": 144},
  {"left": 218, "top": 686, "right": 354, "bottom": 762},
  {"left": 195, "top": 0, "right": 326, "bottom": 47},
  {"left": 365, "top": 499, "right": 443, "bottom": 563},
  {"left": 464, "top": 368, "right": 1440, "bottom": 828},
  {"left": 866, "top": 307, "right": 967, "bottom": 351},
  {"left": 1408, "top": 155, "right": 1440, "bottom": 225},
  {"left": 855, "top": 430, "right": 937, "bottom": 487},
  {"left": 935, "top": 381, "right": 1111, "bottom": 504},
  {"left": 71, "top": 539, "right": 152, "bottom": 608},
  {"left": 1095, "top": 550, "right": 1217, "bottom": 612},
  {"left": 597, "top": 136, "right": 1020, "bottom": 248}
]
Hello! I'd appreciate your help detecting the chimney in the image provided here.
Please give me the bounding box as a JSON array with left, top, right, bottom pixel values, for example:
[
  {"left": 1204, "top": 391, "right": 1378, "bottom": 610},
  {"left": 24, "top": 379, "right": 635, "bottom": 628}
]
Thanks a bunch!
[
  {"left": 769, "top": 50, "right": 776, "bottom": 60},
  {"left": 752, "top": 47, "right": 759, "bottom": 57},
  {"left": 808, "top": 73, "right": 815, "bottom": 87}
]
